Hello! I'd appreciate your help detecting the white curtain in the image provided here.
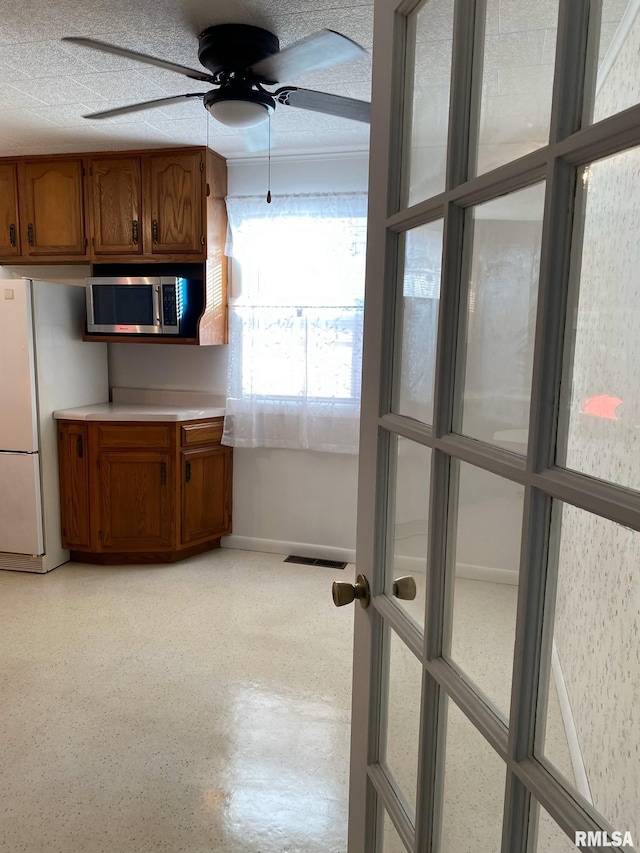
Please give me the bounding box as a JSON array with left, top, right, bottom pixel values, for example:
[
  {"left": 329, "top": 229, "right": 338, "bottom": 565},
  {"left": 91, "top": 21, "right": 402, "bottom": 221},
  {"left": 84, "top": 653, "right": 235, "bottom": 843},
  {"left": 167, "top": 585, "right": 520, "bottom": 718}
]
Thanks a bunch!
[{"left": 223, "top": 192, "right": 367, "bottom": 453}]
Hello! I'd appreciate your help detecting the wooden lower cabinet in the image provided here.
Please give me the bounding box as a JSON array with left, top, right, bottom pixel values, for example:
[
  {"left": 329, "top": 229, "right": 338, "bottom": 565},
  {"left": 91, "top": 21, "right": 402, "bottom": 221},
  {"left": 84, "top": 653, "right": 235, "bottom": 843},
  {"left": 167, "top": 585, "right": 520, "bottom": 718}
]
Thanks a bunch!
[
  {"left": 58, "top": 422, "right": 91, "bottom": 548},
  {"left": 181, "top": 446, "right": 232, "bottom": 545},
  {"left": 100, "top": 450, "right": 174, "bottom": 551},
  {"left": 57, "top": 418, "right": 232, "bottom": 563}
]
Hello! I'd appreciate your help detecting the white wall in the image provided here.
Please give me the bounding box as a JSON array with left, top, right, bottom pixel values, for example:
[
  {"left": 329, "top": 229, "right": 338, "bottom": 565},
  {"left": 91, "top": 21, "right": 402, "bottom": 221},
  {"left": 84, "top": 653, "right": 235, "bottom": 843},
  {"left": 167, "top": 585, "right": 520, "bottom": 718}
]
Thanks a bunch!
[
  {"left": 108, "top": 343, "right": 228, "bottom": 398},
  {"left": 227, "top": 152, "right": 370, "bottom": 196}
]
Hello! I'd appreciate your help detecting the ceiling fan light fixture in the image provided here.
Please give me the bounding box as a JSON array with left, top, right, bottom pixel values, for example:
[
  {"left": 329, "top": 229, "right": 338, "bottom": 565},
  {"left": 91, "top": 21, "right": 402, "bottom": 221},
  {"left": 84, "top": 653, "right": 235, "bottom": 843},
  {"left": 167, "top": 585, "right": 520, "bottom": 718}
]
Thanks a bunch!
[{"left": 204, "top": 87, "right": 275, "bottom": 128}]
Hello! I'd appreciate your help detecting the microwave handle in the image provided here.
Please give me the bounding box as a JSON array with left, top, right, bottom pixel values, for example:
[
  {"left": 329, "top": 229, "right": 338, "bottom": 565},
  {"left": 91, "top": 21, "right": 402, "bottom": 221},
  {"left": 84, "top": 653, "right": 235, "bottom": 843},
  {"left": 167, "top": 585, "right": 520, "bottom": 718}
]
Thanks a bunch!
[{"left": 153, "top": 285, "right": 162, "bottom": 327}]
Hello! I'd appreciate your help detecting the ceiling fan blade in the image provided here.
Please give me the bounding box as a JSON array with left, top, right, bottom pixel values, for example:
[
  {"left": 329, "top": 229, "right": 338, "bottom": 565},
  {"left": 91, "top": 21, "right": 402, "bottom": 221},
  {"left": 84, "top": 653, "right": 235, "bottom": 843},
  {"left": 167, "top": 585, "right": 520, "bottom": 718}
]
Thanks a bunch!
[
  {"left": 275, "top": 87, "right": 370, "bottom": 123},
  {"left": 250, "top": 30, "right": 366, "bottom": 84},
  {"left": 62, "top": 37, "right": 215, "bottom": 83},
  {"left": 81, "top": 93, "right": 207, "bottom": 120}
]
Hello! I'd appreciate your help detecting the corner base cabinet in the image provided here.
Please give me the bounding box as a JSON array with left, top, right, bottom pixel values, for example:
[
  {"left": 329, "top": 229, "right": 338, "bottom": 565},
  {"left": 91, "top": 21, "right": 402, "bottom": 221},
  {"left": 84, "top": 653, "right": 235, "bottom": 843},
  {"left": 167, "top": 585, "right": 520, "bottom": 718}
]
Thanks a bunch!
[{"left": 57, "top": 418, "right": 232, "bottom": 564}]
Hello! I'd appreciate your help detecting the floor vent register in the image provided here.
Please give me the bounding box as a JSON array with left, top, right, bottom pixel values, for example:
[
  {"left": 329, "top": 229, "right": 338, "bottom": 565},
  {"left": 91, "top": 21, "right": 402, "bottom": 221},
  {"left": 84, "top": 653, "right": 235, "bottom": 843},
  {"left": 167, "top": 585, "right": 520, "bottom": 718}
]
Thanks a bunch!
[{"left": 284, "top": 555, "right": 347, "bottom": 570}]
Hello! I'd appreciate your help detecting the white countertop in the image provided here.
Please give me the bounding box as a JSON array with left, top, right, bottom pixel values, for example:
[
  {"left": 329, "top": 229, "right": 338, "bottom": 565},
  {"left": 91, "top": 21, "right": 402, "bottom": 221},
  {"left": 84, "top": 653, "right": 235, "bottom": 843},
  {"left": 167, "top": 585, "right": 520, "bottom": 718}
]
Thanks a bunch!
[{"left": 53, "top": 403, "right": 226, "bottom": 422}]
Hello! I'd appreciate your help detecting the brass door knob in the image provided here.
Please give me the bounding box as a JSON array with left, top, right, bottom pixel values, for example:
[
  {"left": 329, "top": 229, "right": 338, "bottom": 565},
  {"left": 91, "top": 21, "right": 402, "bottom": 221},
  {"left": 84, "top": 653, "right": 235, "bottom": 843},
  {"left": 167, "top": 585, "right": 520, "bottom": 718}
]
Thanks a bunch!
[
  {"left": 392, "top": 576, "right": 417, "bottom": 600},
  {"left": 332, "top": 574, "right": 371, "bottom": 609}
]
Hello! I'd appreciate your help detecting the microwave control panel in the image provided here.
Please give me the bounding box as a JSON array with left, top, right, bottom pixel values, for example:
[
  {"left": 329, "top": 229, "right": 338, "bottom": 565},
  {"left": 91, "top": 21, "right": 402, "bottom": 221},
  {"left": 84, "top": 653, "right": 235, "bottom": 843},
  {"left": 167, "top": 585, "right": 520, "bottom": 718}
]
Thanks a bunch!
[{"left": 162, "top": 285, "right": 178, "bottom": 327}]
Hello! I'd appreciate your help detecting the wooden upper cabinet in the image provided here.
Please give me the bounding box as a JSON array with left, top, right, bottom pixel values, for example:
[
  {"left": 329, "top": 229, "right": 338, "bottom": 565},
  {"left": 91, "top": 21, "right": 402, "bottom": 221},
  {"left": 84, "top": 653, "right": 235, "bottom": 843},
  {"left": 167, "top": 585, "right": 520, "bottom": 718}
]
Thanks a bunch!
[
  {"left": 20, "top": 159, "right": 86, "bottom": 257},
  {"left": 0, "top": 149, "right": 228, "bottom": 325},
  {"left": 90, "top": 156, "right": 142, "bottom": 256},
  {"left": 149, "top": 151, "right": 204, "bottom": 255},
  {"left": 0, "top": 162, "right": 20, "bottom": 257}
]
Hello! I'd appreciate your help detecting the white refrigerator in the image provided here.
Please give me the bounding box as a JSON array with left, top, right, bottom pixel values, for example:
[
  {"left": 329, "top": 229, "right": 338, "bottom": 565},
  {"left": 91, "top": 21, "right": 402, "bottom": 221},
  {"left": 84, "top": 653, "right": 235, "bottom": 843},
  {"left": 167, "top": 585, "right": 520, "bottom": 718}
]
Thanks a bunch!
[{"left": 0, "top": 279, "right": 108, "bottom": 572}]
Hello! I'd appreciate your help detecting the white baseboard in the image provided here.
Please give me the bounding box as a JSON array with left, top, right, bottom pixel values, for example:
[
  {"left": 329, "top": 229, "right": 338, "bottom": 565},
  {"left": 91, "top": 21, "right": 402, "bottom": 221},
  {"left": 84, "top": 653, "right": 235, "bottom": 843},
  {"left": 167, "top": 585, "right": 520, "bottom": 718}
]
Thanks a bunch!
[
  {"left": 222, "top": 539, "right": 518, "bottom": 585},
  {"left": 456, "top": 562, "right": 519, "bottom": 585},
  {"left": 392, "top": 553, "right": 518, "bottom": 585},
  {"left": 221, "top": 535, "right": 356, "bottom": 565},
  {"left": 551, "top": 640, "right": 593, "bottom": 804}
]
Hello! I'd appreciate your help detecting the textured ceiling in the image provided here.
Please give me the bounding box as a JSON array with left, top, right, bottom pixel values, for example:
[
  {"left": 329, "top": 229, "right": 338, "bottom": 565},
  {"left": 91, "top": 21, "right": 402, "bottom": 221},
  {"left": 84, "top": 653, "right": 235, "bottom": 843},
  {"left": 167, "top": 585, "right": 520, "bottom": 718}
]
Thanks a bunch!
[
  {"left": 0, "top": 0, "right": 374, "bottom": 160},
  {"left": 0, "top": 0, "right": 631, "bottom": 164}
]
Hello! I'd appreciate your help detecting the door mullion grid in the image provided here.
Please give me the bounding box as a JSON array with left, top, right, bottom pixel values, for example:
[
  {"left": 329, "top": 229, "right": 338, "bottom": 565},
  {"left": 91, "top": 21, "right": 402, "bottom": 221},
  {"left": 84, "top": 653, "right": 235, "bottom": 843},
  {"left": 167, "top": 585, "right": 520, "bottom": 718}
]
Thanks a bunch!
[
  {"left": 373, "top": 594, "right": 424, "bottom": 661},
  {"left": 446, "top": 0, "right": 481, "bottom": 190},
  {"left": 557, "top": 101, "right": 640, "bottom": 165},
  {"left": 362, "top": 0, "right": 437, "bottom": 846},
  {"left": 351, "top": 0, "right": 407, "bottom": 838},
  {"left": 368, "top": 762, "right": 416, "bottom": 849},
  {"left": 366, "top": 0, "right": 640, "bottom": 850},
  {"left": 512, "top": 758, "right": 629, "bottom": 853},
  {"left": 502, "top": 2, "right": 599, "bottom": 851},
  {"left": 415, "top": 448, "right": 453, "bottom": 852},
  {"left": 533, "top": 467, "right": 640, "bottom": 531},
  {"left": 385, "top": 87, "right": 640, "bottom": 239},
  {"left": 415, "top": 3, "right": 482, "bottom": 851},
  {"left": 501, "top": 485, "right": 554, "bottom": 853}
]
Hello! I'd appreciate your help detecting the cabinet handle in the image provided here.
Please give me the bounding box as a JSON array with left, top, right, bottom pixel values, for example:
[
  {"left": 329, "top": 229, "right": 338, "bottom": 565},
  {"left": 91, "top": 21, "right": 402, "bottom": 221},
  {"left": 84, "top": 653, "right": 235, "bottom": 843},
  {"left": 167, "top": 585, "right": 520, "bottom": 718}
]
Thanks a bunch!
[
  {"left": 185, "top": 461, "right": 191, "bottom": 483},
  {"left": 132, "top": 219, "right": 138, "bottom": 245},
  {"left": 77, "top": 435, "right": 84, "bottom": 459},
  {"left": 27, "top": 223, "right": 34, "bottom": 246},
  {"left": 9, "top": 224, "right": 16, "bottom": 248},
  {"left": 161, "top": 461, "right": 166, "bottom": 485},
  {"left": 152, "top": 219, "right": 158, "bottom": 244}
]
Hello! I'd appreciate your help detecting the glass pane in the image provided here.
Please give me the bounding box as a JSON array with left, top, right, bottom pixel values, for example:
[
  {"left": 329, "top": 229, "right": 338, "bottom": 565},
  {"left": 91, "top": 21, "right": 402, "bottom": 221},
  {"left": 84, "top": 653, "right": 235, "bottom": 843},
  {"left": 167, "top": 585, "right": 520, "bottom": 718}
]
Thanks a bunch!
[
  {"left": 557, "top": 147, "right": 640, "bottom": 490},
  {"left": 385, "top": 436, "right": 431, "bottom": 629},
  {"left": 537, "top": 502, "right": 640, "bottom": 845},
  {"left": 475, "top": 0, "right": 559, "bottom": 175},
  {"left": 530, "top": 798, "right": 582, "bottom": 853},
  {"left": 458, "top": 184, "right": 544, "bottom": 449},
  {"left": 394, "top": 219, "right": 444, "bottom": 425},
  {"left": 587, "top": 0, "right": 640, "bottom": 124},
  {"left": 381, "top": 810, "right": 409, "bottom": 853},
  {"left": 381, "top": 625, "right": 423, "bottom": 819},
  {"left": 93, "top": 285, "right": 154, "bottom": 326},
  {"left": 403, "top": 0, "right": 455, "bottom": 205},
  {"left": 439, "top": 698, "right": 506, "bottom": 852},
  {"left": 446, "top": 461, "right": 524, "bottom": 719}
]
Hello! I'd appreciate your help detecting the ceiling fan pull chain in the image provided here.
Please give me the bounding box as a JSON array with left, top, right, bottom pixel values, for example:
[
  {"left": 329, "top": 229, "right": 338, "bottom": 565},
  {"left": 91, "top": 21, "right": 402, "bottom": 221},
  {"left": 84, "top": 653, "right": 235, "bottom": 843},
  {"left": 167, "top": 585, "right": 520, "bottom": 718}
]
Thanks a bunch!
[{"left": 266, "top": 113, "right": 272, "bottom": 204}]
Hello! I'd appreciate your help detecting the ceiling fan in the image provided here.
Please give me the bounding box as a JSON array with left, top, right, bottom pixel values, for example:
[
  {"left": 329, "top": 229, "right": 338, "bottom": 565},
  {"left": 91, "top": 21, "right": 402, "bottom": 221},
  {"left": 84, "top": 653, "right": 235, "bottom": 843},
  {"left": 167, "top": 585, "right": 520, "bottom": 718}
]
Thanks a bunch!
[{"left": 62, "top": 25, "right": 371, "bottom": 129}]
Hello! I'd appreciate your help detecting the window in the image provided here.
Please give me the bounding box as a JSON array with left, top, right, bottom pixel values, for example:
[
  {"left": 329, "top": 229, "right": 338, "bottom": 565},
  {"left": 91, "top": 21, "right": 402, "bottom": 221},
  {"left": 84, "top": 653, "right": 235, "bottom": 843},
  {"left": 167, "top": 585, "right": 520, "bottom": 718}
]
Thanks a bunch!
[{"left": 222, "top": 193, "right": 367, "bottom": 453}]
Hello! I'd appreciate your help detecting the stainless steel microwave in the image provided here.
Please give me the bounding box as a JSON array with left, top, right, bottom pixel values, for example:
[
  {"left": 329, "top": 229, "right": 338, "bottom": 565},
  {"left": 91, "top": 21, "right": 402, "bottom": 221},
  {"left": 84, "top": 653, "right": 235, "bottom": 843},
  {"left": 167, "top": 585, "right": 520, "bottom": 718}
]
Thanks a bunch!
[{"left": 86, "top": 276, "right": 190, "bottom": 336}]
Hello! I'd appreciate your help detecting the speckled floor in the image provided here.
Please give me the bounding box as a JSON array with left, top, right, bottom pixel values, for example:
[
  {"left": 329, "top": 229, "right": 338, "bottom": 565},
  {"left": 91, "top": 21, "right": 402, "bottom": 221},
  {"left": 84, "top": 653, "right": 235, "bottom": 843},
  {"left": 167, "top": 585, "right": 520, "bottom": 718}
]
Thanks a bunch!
[
  {"left": 0, "top": 551, "right": 576, "bottom": 853},
  {"left": 0, "top": 551, "right": 354, "bottom": 853}
]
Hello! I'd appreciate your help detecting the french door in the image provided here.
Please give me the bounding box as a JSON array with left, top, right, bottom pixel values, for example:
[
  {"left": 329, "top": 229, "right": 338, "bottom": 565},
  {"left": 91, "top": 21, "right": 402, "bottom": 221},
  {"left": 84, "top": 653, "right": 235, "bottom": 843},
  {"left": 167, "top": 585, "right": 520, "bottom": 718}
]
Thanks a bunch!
[{"left": 346, "top": 0, "right": 640, "bottom": 851}]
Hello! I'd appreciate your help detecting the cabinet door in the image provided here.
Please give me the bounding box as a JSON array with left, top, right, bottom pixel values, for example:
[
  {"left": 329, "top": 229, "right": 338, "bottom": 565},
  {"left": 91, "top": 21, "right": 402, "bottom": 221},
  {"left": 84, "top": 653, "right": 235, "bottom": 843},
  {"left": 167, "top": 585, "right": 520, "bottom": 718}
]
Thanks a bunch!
[
  {"left": 20, "top": 159, "right": 86, "bottom": 256},
  {"left": 100, "top": 451, "right": 174, "bottom": 551},
  {"left": 58, "top": 423, "right": 91, "bottom": 549},
  {"left": 90, "top": 156, "right": 142, "bottom": 255},
  {"left": 181, "top": 446, "right": 231, "bottom": 545},
  {"left": 149, "top": 151, "right": 204, "bottom": 255},
  {"left": 0, "top": 162, "right": 20, "bottom": 257}
]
